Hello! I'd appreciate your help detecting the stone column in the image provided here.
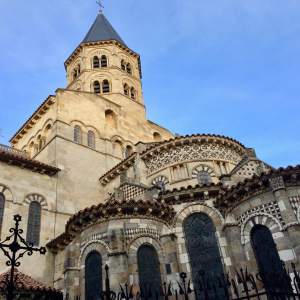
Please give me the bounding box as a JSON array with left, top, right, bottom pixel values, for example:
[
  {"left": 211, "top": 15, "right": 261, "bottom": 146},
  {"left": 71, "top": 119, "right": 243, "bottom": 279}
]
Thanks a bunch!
[
  {"left": 224, "top": 163, "right": 230, "bottom": 174},
  {"left": 219, "top": 162, "right": 225, "bottom": 174},
  {"left": 177, "top": 165, "right": 182, "bottom": 180},
  {"left": 269, "top": 176, "right": 300, "bottom": 258},
  {"left": 107, "top": 221, "right": 128, "bottom": 290}
]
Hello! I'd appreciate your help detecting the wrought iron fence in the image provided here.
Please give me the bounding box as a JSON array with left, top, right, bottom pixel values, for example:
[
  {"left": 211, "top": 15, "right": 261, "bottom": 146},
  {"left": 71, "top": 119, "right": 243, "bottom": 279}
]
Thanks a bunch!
[{"left": 72, "top": 261, "right": 300, "bottom": 300}]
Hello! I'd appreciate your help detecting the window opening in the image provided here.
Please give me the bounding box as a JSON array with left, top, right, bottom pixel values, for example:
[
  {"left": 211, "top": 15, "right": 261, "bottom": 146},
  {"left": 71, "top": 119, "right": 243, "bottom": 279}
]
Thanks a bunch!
[
  {"left": 0, "top": 194, "right": 4, "bottom": 238},
  {"left": 85, "top": 252, "right": 102, "bottom": 300},
  {"left": 121, "top": 61, "right": 125, "bottom": 71},
  {"left": 94, "top": 81, "right": 101, "bottom": 94},
  {"left": 197, "top": 171, "right": 211, "bottom": 185},
  {"left": 26, "top": 202, "right": 41, "bottom": 246},
  {"left": 101, "top": 56, "right": 107, "bottom": 67},
  {"left": 126, "top": 64, "right": 131, "bottom": 74},
  {"left": 137, "top": 245, "right": 161, "bottom": 298},
  {"left": 88, "top": 131, "right": 95, "bottom": 148},
  {"left": 103, "top": 80, "right": 110, "bottom": 93},
  {"left": 130, "top": 88, "right": 135, "bottom": 99},
  {"left": 125, "top": 146, "right": 132, "bottom": 158},
  {"left": 93, "top": 56, "right": 100, "bottom": 68},
  {"left": 74, "top": 125, "right": 82, "bottom": 143},
  {"left": 184, "top": 213, "right": 225, "bottom": 299}
]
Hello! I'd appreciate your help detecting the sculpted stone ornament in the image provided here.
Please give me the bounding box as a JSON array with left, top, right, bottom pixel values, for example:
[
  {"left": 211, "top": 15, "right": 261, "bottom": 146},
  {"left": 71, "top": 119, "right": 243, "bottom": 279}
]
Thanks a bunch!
[{"left": 269, "top": 176, "right": 285, "bottom": 192}]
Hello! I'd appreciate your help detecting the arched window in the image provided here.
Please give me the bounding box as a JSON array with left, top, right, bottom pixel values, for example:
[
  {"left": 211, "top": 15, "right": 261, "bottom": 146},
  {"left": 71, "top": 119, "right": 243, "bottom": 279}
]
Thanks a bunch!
[
  {"left": 125, "top": 146, "right": 132, "bottom": 158},
  {"left": 26, "top": 202, "right": 41, "bottom": 246},
  {"left": 73, "top": 70, "right": 77, "bottom": 80},
  {"left": 85, "top": 251, "right": 102, "bottom": 300},
  {"left": 74, "top": 125, "right": 82, "bottom": 143},
  {"left": 101, "top": 55, "right": 107, "bottom": 67},
  {"left": 184, "top": 213, "right": 224, "bottom": 299},
  {"left": 137, "top": 245, "right": 161, "bottom": 298},
  {"left": 37, "top": 136, "right": 42, "bottom": 150},
  {"left": 251, "top": 225, "right": 284, "bottom": 278},
  {"left": 88, "top": 131, "right": 95, "bottom": 148},
  {"left": 103, "top": 80, "right": 110, "bottom": 93},
  {"left": 153, "top": 132, "right": 162, "bottom": 141},
  {"left": 130, "top": 88, "right": 135, "bottom": 100},
  {"left": 126, "top": 64, "right": 131, "bottom": 74},
  {"left": 78, "top": 64, "right": 81, "bottom": 74},
  {"left": 93, "top": 56, "right": 100, "bottom": 68},
  {"left": 152, "top": 176, "right": 169, "bottom": 192},
  {"left": 121, "top": 60, "right": 125, "bottom": 71},
  {"left": 94, "top": 81, "right": 101, "bottom": 94},
  {"left": 124, "top": 84, "right": 129, "bottom": 96},
  {"left": 0, "top": 193, "right": 5, "bottom": 238},
  {"left": 114, "top": 141, "right": 123, "bottom": 158},
  {"left": 197, "top": 171, "right": 211, "bottom": 185}
]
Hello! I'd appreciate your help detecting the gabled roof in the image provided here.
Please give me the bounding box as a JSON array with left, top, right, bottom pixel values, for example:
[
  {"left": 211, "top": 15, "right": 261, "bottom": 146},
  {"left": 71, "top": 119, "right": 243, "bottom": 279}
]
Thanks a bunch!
[{"left": 83, "top": 12, "right": 127, "bottom": 46}]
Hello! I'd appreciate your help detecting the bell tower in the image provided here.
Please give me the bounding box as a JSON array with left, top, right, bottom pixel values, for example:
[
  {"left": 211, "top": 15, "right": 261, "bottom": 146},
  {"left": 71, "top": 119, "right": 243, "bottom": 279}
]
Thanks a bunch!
[{"left": 64, "top": 9, "right": 143, "bottom": 105}]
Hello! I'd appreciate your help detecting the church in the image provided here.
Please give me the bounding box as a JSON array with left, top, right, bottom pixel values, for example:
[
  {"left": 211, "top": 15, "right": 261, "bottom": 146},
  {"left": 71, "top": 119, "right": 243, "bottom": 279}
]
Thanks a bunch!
[{"left": 0, "top": 7, "right": 300, "bottom": 300}]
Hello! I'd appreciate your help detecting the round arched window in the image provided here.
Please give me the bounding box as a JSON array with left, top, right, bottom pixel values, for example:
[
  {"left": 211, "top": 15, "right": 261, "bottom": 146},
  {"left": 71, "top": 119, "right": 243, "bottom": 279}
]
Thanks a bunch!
[
  {"left": 157, "top": 181, "right": 165, "bottom": 192},
  {"left": 197, "top": 171, "right": 211, "bottom": 184}
]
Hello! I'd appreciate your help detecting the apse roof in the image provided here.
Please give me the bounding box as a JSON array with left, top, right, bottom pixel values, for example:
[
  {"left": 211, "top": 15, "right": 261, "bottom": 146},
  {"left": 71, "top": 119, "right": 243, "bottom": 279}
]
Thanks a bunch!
[{"left": 83, "top": 12, "right": 127, "bottom": 46}]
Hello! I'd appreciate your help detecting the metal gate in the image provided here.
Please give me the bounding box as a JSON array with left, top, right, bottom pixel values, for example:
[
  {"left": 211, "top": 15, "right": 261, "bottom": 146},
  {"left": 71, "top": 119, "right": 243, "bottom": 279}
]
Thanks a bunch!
[{"left": 184, "top": 213, "right": 225, "bottom": 300}]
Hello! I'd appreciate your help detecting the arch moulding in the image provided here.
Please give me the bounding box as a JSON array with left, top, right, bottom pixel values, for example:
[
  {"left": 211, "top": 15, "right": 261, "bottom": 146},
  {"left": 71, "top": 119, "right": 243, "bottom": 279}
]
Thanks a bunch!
[
  {"left": 78, "top": 239, "right": 110, "bottom": 267},
  {"left": 0, "top": 184, "right": 14, "bottom": 202},
  {"left": 172, "top": 201, "right": 224, "bottom": 229},
  {"left": 240, "top": 212, "right": 283, "bottom": 245},
  {"left": 127, "top": 234, "right": 166, "bottom": 256}
]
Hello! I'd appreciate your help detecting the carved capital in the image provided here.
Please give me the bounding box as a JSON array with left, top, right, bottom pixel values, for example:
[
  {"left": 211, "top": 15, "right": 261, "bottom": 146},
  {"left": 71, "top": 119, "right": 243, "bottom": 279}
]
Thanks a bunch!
[{"left": 269, "top": 176, "right": 285, "bottom": 192}]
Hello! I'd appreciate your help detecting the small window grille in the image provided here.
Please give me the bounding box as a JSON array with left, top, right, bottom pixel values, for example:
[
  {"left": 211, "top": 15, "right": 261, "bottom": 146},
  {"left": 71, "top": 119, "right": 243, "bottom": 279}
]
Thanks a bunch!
[
  {"left": 197, "top": 171, "right": 212, "bottom": 185},
  {"left": 103, "top": 80, "right": 110, "bottom": 93},
  {"left": 94, "top": 81, "right": 101, "bottom": 93},
  {"left": 88, "top": 131, "right": 95, "bottom": 148},
  {"left": 94, "top": 57, "right": 100, "bottom": 68},
  {"left": 26, "top": 202, "right": 41, "bottom": 246},
  {"left": 0, "top": 194, "right": 4, "bottom": 238},
  {"left": 74, "top": 125, "right": 82, "bottom": 143},
  {"left": 101, "top": 56, "right": 107, "bottom": 67}
]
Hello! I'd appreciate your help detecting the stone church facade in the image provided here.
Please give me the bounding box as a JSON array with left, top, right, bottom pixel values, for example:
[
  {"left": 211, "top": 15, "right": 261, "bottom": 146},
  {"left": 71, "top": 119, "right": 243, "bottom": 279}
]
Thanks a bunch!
[{"left": 0, "top": 10, "right": 300, "bottom": 300}]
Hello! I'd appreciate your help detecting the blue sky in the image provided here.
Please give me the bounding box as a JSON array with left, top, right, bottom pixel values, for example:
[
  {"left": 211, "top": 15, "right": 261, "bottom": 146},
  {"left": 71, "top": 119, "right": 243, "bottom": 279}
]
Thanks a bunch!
[{"left": 0, "top": 0, "right": 299, "bottom": 168}]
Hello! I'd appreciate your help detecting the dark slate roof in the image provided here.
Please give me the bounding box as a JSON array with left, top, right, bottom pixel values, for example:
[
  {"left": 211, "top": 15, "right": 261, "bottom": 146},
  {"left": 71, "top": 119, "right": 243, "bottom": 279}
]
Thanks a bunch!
[{"left": 83, "top": 12, "right": 127, "bottom": 46}]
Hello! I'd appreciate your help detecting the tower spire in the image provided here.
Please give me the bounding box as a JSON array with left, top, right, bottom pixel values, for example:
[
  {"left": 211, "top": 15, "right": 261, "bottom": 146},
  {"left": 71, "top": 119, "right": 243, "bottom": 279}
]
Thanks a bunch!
[{"left": 96, "top": 0, "right": 104, "bottom": 13}]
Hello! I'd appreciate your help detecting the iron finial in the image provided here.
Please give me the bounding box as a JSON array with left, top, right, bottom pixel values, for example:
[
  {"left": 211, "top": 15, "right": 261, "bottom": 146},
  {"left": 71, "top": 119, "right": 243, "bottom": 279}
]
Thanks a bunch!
[{"left": 96, "top": 0, "right": 104, "bottom": 13}]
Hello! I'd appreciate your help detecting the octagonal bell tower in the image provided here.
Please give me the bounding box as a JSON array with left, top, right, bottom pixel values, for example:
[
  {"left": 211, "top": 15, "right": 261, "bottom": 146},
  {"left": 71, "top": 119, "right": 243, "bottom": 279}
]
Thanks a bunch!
[{"left": 64, "top": 9, "right": 143, "bottom": 105}]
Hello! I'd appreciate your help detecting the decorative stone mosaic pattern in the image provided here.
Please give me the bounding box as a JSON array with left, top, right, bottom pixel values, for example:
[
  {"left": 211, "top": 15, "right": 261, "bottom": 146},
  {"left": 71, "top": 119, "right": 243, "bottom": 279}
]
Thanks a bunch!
[
  {"left": 289, "top": 196, "right": 300, "bottom": 215},
  {"left": 23, "top": 194, "right": 48, "bottom": 211},
  {"left": 144, "top": 143, "right": 243, "bottom": 175},
  {"left": 122, "top": 184, "right": 147, "bottom": 200},
  {"left": 192, "top": 165, "right": 216, "bottom": 179},
  {"left": 236, "top": 201, "right": 285, "bottom": 226},
  {"left": 125, "top": 228, "right": 160, "bottom": 245},
  {"left": 80, "top": 233, "right": 109, "bottom": 248},
  {"left": 151, "top": 176, "right": 169, "bottom": 186}
]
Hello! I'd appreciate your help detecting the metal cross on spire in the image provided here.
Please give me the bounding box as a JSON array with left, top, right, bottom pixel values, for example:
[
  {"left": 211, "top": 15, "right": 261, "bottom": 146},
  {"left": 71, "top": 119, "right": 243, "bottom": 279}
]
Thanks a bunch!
[{"left": 96, "top": 0, "right": 104, "bottom": 12}]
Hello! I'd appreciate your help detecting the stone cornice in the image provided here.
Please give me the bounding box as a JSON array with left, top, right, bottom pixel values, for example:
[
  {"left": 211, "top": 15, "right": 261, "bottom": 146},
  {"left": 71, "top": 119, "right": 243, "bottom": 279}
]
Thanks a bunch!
[
  {"left": 10, "top": 95, "right": 56, "bottom": 145},
  {"left": 46, "top": 199, "right": 173, "bottom": 253},
  {"left": 215, "top": 165, "right": 300, "bottom": 214}
]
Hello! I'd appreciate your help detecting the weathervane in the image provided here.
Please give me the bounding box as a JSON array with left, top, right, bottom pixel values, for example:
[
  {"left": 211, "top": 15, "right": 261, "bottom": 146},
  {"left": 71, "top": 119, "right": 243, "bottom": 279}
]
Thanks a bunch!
[{"left": 96, "top": 0, "right": 104, "bottom": 12}]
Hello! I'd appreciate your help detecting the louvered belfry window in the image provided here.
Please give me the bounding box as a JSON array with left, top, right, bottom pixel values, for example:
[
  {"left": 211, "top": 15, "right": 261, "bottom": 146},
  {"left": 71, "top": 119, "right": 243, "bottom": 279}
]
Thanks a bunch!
[
  {"left": 88, "top": 131, "right": 95, "bottom": 148},
  {"left": 93, "top": 56, "right": 99, "bottom": 68},
  {"left": 74, "top": 126, "right": 82, "bottom": 143},
  {"left": 103, "top": 80, "right": 110, "bottom": 93},
  {"left": 0, "top": 194, "right": 5, "bottom": 238},
  {"left": 26, "top": 202, "right": 41, "bottom": 246},
  {"left": 94, "top": 81, "right": 101, "bottom": 94},
  {"left": 101, "top": 55, "right": 107, "bottom": 67}
]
